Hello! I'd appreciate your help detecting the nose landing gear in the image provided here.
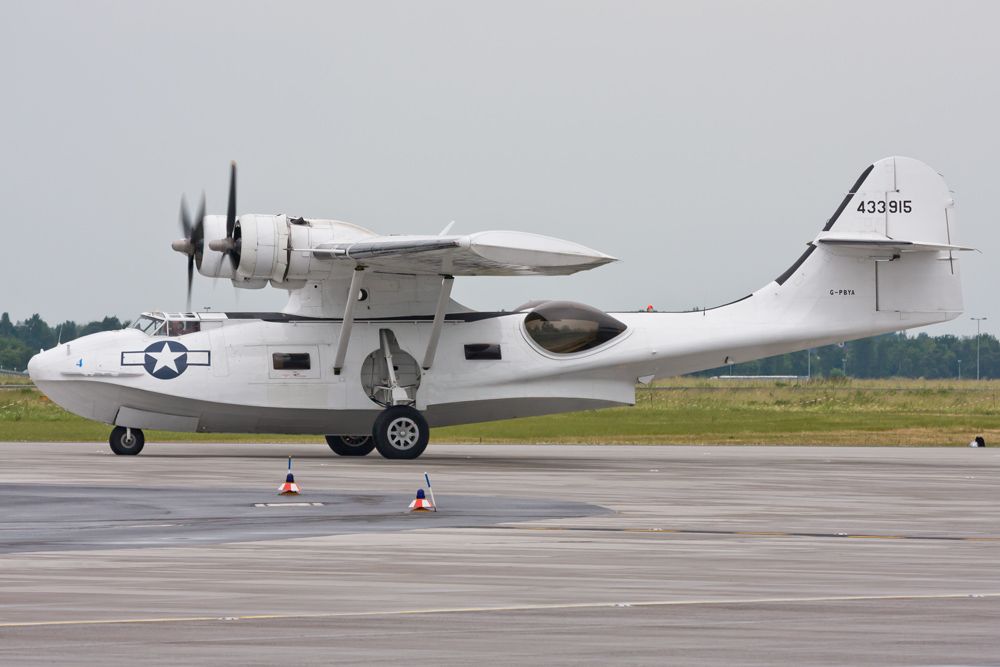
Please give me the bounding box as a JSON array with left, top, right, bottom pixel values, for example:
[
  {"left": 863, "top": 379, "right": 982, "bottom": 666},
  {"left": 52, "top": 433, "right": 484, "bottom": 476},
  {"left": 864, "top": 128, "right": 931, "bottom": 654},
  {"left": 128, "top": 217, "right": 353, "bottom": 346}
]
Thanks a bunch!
[{"left": 109, "top": 426, "right": 145, "bottom": 455}]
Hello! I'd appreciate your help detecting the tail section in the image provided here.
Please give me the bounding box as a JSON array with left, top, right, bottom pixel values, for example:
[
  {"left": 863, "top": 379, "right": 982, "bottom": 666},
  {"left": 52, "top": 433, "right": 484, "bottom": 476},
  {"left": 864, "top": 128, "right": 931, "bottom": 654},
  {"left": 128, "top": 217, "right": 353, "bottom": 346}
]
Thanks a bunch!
[
  {"left": 621, "top": 156, "right": 970, "bottom": 380},
  {"left": 774, "top": 156, "right": 966, "bottom": 324}
]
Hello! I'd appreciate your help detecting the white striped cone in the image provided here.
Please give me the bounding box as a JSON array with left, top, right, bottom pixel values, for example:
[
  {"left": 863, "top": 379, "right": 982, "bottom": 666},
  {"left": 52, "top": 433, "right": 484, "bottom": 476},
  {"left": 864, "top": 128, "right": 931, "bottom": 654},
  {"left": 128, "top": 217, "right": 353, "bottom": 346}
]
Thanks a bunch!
[
  {"left": 278, "top": 471, "right": 300, "bottom": 495},
  {"left": 278, "top": 481, "right": 300, "bottom": 495},
  {"left": 408, "top": 489, "right": 433, "bottom": 512}
]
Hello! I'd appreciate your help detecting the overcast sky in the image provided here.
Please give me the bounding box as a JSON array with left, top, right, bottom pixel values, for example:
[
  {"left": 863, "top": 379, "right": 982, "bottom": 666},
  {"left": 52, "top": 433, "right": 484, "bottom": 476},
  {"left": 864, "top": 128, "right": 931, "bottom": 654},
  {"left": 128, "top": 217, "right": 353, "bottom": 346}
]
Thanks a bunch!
[{"left": 3, "top": 1, "right": 997, "bottom": 338}]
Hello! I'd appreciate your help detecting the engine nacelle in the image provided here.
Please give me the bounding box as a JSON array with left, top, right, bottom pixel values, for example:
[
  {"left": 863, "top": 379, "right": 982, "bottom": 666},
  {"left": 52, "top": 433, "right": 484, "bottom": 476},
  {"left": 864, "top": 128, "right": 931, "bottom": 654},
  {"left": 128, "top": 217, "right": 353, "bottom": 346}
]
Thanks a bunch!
[
  {"left": 197, "top": 215, "right": 375, "bottom": 289},
  {"left": 233, "top": 214, "right": 289, "bottom": 289},
  {"left": 285, "top": 220, "right": 344, "bottom": 284}
]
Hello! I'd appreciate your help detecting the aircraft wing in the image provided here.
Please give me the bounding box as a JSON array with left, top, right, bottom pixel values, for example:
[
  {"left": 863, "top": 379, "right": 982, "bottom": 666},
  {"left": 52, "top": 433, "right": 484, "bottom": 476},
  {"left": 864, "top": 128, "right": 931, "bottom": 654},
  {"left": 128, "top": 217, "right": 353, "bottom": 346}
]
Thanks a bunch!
[{"left": 303, "top": 231, "right": 617, "bottom": 276}]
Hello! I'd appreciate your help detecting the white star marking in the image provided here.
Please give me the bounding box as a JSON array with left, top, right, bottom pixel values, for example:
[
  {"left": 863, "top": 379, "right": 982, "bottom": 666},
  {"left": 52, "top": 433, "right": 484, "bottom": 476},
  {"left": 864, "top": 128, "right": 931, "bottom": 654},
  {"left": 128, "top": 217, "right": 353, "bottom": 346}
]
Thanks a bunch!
[{"left": 147, "top": 343, "right": 185, "bottom": 375}]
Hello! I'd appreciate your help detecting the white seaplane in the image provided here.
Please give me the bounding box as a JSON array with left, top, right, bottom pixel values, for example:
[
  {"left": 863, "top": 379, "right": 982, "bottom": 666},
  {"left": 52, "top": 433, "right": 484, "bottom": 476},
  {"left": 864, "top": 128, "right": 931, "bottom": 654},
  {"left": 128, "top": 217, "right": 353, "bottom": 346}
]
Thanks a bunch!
[{"left": 29, "top": 157, "right": 969, "bottom": 458}]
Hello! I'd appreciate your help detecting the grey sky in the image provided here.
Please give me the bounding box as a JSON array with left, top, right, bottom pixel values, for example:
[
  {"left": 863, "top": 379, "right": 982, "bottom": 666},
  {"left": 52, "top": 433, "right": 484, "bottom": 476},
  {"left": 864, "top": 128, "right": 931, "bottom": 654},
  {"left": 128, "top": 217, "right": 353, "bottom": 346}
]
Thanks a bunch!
[{"left": 3, "top": 1, "right": 997, "bottom": 338}]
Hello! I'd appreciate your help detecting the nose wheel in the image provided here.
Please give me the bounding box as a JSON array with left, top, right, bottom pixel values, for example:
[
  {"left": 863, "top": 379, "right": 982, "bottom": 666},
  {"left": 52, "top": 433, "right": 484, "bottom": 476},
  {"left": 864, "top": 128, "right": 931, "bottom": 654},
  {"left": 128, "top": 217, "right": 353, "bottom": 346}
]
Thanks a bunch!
[
  {"left": 109, "top": 426, "right": 145, "bottom": 455},
  {"left": 372, "top": 406, "right": 429, "bottom": 459}
]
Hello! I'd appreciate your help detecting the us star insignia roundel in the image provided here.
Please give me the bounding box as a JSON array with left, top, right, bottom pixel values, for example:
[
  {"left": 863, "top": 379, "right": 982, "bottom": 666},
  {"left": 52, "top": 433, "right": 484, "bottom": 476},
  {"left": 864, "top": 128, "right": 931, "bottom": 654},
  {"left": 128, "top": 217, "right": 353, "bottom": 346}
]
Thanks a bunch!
[{"left": 121, "top": 341, "right": 211, "bottom": 379}]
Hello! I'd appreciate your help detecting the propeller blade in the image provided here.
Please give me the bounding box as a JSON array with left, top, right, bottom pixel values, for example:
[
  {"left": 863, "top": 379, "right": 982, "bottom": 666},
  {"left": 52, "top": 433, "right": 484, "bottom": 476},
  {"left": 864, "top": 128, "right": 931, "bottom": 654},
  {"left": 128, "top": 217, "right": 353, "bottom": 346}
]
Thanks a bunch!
[
  {"left": 186, "top": 254, "right": 194, "bottom": 311},
  {"left": 179, "top": 196, "right": 192, "bottom": 237},
  {"left": 193, "top": 193, "right": 206, "bottom": 248},
  {"left": 226, "top": 161, "right": 237, "bottom": 238},
  {"left": 176, "top": 162, "right": 239, "bottom": 307}
]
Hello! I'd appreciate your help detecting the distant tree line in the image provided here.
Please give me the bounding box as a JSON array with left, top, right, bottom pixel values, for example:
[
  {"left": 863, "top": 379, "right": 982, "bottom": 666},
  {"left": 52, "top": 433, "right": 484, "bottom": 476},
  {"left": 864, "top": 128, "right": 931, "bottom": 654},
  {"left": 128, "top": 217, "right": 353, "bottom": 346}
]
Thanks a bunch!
[
  {"left": 693, "top": 332, "right": 1000, "bottom": 380},
  {"left": 0, "top": 313, "right": 126, "bottom": 371},
  {"left": 1, "top": 312, "right": 997, "bottom": 379}
]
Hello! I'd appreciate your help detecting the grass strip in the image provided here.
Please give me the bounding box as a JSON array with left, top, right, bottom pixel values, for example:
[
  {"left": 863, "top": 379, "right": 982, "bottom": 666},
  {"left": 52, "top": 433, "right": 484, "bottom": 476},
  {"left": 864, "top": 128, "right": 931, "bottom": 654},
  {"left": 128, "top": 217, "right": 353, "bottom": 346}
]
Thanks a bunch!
[{"left": 2, "top": 378, "right": 997, "bottom": 446}]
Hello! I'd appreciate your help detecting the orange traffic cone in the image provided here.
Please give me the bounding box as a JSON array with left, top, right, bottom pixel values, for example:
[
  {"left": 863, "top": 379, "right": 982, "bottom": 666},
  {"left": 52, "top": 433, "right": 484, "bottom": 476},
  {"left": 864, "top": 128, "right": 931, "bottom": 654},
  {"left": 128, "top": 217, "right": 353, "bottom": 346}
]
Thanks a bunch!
[
  {"left": 278, "top": 457, "right": 300, "bottom": 495},
  {"left": 408, "top": 488, "right": 433, "bottom": 512}
]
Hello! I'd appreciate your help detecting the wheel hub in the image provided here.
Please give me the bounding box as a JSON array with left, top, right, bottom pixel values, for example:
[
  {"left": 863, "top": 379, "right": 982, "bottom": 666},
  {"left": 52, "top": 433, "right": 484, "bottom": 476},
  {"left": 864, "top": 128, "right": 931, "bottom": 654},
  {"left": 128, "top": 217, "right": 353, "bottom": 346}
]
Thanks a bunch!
[{"left": 386, "top": 417, "right": 419, "bottom": 450}]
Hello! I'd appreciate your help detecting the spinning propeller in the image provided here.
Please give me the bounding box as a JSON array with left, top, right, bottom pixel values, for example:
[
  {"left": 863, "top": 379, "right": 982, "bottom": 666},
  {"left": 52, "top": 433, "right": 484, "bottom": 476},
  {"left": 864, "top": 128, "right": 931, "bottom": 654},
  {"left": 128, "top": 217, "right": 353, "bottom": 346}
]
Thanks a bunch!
[
  {"left": 170, "top": 162, "right": 240, "bottom": 310},
  {"left": 170, "top": 195, "right": 205, "bottom": 311},
  {"left": 208, "top": 162, "right": 242, "bottom": 272}
]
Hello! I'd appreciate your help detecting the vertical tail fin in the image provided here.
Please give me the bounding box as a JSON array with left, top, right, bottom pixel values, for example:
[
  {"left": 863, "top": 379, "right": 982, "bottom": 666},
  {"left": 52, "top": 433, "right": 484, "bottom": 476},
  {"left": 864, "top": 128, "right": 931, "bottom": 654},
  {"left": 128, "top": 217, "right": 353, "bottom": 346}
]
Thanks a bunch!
[
  {"left": 775, "top": 156, "right": 966, "bottom": 323},
  {"left": 636, "top": 157, "right": 971, "bottom": 379}
]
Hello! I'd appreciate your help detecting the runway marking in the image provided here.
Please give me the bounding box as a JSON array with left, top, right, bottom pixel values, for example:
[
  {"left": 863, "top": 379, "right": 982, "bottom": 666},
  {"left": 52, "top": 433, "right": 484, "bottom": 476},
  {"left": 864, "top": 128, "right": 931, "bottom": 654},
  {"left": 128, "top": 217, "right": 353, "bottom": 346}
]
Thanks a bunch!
[
  {"left": 1, "top": 592, "right": 998, "bottom": 629},
  {"left": 497, "top": 525, "right": 1000, "bottom": 542},
  {"left": 253, "top": 503, "right": 325, "bottom": 508}
]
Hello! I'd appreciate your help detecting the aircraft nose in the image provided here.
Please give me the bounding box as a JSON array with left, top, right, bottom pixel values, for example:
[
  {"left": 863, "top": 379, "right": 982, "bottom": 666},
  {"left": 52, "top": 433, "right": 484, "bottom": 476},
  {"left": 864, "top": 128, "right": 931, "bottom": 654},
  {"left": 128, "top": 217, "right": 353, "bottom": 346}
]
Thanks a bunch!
[
  {"left": 27, "top": 351, "right": 42, "bottom": 380},
  {"left": 27, "top": 348, "right": 55, "bottom": 382}
]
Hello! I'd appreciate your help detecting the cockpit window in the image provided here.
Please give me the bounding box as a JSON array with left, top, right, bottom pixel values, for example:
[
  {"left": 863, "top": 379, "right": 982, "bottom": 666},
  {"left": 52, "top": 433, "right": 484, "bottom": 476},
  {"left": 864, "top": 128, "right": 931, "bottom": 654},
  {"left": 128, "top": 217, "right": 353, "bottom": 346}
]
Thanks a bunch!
[
  {"left": 166, "top": 321, "right": 200, "bottom": 337},
  {"left": 523, "top": 301, "right": 627, "bottom": 354},
  {"left": 132, "top": 316, "right": 165, "bottom": 336},
  {"left": 132, "top": 315, "right": 201, "bottom": 337}
]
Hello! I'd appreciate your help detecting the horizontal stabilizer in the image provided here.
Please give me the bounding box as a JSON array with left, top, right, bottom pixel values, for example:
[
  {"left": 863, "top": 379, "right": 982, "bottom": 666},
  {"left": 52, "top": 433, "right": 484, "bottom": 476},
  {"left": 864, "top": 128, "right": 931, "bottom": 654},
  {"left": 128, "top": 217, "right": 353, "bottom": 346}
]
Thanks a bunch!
[{"left": 815, "top": 231, "right": 975, "bottom": 253}]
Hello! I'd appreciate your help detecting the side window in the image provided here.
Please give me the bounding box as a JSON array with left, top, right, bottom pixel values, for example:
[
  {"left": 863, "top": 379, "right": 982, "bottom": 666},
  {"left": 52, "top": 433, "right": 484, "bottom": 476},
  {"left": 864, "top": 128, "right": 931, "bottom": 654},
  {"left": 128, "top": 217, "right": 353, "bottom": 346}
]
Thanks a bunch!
[
  {"left": 167, "top": 321, "right": 201, "bottom": 337},
  {"left": 267, "top": 345, "right": 320, "bottom": 379},
  {"left": 272, "top": 353, "right": 311, "bottom": 370},
  {"left": 465, "top": 344, "right": 502, "bottom": 360}
]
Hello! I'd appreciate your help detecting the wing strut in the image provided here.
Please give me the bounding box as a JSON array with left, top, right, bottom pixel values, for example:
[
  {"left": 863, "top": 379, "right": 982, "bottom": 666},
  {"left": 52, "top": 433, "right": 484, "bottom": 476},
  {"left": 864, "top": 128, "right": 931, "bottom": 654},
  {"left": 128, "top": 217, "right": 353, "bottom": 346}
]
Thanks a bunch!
[
  {"left": 422, "top": 275, "right": 454, "bottom": 370},
  {"left": 333, "top": 267, "right": 366, "bottom": 375}
]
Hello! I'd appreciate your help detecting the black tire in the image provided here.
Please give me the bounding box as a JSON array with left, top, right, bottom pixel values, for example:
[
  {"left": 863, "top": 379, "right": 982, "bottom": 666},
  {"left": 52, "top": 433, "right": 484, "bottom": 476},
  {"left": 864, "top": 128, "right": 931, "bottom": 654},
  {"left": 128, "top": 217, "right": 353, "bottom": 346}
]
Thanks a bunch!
[
  {"left": 325, "top": 434, "right": 375, "bottom": 456},
  {"left": 109, "top": 426, "right": 144, "bottom": 455},
  {"left": 372, "top": 406, "right": 429, "bottom": 460}
]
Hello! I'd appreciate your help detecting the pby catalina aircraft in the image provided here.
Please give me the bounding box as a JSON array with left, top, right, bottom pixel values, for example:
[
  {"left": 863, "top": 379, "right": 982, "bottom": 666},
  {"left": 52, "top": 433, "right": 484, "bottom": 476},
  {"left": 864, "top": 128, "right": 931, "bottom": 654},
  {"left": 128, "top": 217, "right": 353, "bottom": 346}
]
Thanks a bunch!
[{"left": 29, "top": 157, "right": 970, "bottom": 459}]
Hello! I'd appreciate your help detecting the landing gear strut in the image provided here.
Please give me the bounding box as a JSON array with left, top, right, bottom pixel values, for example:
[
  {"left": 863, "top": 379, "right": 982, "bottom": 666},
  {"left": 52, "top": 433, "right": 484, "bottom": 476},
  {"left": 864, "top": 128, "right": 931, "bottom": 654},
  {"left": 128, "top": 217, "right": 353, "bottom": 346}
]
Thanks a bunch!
[
  {"left": 363, "top": 328, "right": 430, "bottom": 459},
  {"left": 325, "top": 434, "right": 375, "bottom": 456},
  {"left": 109, "top": 426, "right": 145, "bottom": 455},
  {"left": 372, "top": 405, "right": 429, "bottom": 459}
]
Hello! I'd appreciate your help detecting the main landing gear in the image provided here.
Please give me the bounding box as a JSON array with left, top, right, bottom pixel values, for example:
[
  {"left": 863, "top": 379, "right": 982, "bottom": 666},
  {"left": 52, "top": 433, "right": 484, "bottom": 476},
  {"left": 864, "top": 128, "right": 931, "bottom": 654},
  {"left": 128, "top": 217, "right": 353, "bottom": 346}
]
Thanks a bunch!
[
  {"left": 330, "top": 299, "right": 438, "bottom": 460},
  {"left": 371, "top": 405, "right": 429, "bottom": 460},
  {"left": 366, "top": 329, "right": 429, "bottom": 459},
  {"left": 325, "top": 434, "right": 375, "bottom": 456},
  {"left": 325, "top": 406, "right": 430, "bottom": 460},
  {"left": 109, "top": 426, "right": 145, "bottom": 455}
]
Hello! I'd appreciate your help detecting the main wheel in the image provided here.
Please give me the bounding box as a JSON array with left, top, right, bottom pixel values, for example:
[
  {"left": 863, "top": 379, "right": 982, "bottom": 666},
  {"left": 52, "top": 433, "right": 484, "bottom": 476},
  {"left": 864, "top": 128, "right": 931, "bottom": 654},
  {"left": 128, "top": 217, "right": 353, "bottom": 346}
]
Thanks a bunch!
[
  {"left": 325, "top": 434, "right": 375, "bottom": 456},
  {"left": 372, "top": 406, "right": 429, "bottom": 460},
  {"left": 109, "top": 426, "right": 144, "bottom": 455}
]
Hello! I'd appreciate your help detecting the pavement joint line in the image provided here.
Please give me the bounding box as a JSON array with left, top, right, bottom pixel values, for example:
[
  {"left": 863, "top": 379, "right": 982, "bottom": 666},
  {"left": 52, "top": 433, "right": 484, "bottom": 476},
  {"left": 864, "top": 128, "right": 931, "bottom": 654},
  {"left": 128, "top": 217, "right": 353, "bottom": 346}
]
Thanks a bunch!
[
  {"left": 496, "top": 525, "right": 1000, "bottom": 541},
  {"left": 1, "top": 593, "right": 998, "bottom": 629}
]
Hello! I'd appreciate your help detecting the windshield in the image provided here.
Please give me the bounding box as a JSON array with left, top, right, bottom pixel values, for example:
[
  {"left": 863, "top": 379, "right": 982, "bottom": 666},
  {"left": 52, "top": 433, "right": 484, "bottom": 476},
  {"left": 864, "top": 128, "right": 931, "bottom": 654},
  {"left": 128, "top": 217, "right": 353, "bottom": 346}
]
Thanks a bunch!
[{"left": 132, "top": 316, "right": 165, "bottom": 336}]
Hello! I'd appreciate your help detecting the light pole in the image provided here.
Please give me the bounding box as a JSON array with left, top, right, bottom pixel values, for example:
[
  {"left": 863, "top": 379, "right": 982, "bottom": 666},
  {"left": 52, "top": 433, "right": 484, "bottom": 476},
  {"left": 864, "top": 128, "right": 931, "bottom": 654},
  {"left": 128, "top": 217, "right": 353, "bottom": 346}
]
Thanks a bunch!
[
  {"left": 958, "top": 358, "right": 962, "bottom": 380},
  {"left": 971, "top": 317, "right": 988, "bottom": 381}
]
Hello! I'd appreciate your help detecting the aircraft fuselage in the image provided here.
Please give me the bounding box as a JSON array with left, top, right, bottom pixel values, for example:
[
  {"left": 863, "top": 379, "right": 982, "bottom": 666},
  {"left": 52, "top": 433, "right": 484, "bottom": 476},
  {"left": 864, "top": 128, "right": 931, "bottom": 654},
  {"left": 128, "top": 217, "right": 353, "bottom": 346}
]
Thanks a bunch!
[{"left": 28, "top": 310, "right": 646, "bottom": 436}]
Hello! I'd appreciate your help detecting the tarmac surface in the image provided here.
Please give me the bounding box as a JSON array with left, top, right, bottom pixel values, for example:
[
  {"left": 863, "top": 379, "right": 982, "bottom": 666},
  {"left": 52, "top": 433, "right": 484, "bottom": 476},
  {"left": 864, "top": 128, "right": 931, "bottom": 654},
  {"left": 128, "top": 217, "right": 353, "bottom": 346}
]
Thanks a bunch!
[{"left": 0, "top": 441, "right": 998, "bottom": 665}]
